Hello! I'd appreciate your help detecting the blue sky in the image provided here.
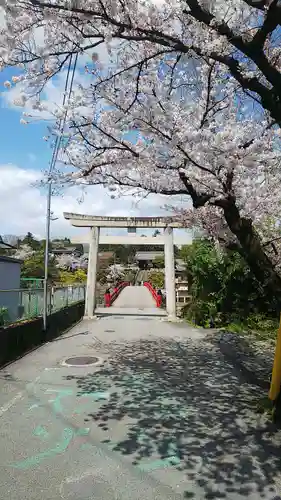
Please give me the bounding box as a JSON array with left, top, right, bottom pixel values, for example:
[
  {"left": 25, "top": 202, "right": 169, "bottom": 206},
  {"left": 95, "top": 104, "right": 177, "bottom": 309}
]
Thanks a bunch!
[
  {"left": 0, "top": 67, "right": 51, "bottom": 168},
  {"left": 0, "top": 107, "right": 51, "bottom": 167}
]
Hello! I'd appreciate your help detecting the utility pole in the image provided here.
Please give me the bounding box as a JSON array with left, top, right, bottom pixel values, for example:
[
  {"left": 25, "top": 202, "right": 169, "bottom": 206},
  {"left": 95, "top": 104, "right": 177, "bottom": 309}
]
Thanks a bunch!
[
  {"left": 42, "top": 53, "right": 78, "bottom": 331},
  {"left": 43, "top": 182, "right": 52, "bottom": 331}
]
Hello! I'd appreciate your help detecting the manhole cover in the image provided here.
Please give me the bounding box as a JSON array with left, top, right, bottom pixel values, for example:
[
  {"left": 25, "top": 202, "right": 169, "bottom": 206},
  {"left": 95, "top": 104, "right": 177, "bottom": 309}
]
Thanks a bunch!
[{"left": 62, "top": 356, "right": 101, "bottom": 367}]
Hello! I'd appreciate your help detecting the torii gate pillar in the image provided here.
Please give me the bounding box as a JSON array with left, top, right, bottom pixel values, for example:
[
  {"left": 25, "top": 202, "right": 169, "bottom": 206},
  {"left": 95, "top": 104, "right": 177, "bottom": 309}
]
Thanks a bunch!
[{"left": 84, "top": 226, "right": 100, "bottom": 318}]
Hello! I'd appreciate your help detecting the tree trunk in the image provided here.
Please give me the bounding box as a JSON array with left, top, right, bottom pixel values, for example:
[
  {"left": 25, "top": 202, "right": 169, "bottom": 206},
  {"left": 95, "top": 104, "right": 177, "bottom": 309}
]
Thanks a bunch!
[{"left": 222, "top": 198, "right": 281, "bottom": 308}]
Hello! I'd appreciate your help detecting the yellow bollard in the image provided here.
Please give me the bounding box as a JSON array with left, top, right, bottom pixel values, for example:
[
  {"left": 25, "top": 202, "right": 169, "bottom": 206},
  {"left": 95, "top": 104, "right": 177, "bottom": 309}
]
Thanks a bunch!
[{"left": 269, "top": 314, "right": 281, "bottom": 401}]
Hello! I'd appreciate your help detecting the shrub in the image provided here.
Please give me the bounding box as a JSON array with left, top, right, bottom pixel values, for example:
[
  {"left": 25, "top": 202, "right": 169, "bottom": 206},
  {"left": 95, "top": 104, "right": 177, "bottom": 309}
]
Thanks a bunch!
[
  {"left": 0, "top": 307, "right": 9, "bottom": 326},
  {"left": 147, "top": 270, "right": 164, "bottom": 289},
  {"left": 180, "top": 239, "right": 279, "bottom": 329},
  {"left": 58, "top": 269, "right": 87, "bottom": 285}
]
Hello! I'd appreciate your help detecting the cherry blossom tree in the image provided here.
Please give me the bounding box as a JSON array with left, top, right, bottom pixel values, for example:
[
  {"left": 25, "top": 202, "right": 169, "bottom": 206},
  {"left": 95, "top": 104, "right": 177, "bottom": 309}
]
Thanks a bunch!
[
  {"left": 107, "top": 264, "right": 125, "bottom": 283},
  {"left": 13, "top": 244, "right": 34, "bottom": 260},
  {"left": 55, "top": 253, "right": 76, "bottom": 270},
  {"left": 55, "top": 252, "right": 87, "bottom": 270},
  {"left": 2, "top": 0, "right": 281, "bottom": 302}
]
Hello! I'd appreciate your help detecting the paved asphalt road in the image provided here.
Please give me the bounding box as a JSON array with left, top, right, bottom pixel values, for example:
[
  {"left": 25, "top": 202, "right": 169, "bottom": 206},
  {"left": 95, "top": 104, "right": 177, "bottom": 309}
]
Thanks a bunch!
[{"left": 1, "top": 315, "right": 281, "bottom": 500}]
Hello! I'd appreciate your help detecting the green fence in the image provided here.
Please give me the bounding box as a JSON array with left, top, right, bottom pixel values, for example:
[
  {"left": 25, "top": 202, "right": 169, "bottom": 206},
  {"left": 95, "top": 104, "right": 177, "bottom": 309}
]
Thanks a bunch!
[
  {"left": 21, "top": 278, "right": 44, "bottom": 289},
  {"left": 0, "top": 285, "right": 86, "bottom": 325}
]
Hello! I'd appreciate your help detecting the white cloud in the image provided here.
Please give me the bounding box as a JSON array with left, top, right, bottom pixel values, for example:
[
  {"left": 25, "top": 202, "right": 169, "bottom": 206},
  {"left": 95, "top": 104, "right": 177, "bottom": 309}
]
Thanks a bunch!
[
  {"left": 0, "top": 164, "right": 102, "bottom": 238},
  {"left": 0, "top": 164, "right": 188, "bottom": 240},
  {"left": 0, "top": 7, "right": 5, "bottom": 28}
]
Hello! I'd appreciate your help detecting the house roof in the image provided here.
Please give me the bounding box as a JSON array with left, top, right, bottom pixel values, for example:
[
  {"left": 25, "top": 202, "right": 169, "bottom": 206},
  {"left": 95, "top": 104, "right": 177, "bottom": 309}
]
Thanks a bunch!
[
  {"left": 52, "top": 245, "right": 82, "bottom": 255},
  {"left": 135, "top": 251, "right": 164, "bottom": 261},
  {"left": 0, "top": 255, "right": 23, "bottom": 264},
  {"left": 0, "top": 235, "right": 15, "bottom": 250},
  {"left": 99, "top": 251, "right": 114, "bottom": 257},
  {"left": 52, "top": 248, "right": 74, "bottom": 255}
]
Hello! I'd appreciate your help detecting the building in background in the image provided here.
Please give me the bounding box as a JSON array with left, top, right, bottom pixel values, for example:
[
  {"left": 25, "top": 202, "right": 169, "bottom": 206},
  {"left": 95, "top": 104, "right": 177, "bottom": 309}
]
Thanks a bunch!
[
  {"left": 51, "top": 244, "right": 83, "bottom": 257},
  {"left": 0, "top": 255, "right": 23, "bottom": 322},
  {"left": 175, "top": 279, "right": 189, "bottom": 304},
  {"left": 135, "top": 251, "right": 164, "bottom": 269},
  {"left": 0, "top": 235, "right": 16, "bottom": 251}
]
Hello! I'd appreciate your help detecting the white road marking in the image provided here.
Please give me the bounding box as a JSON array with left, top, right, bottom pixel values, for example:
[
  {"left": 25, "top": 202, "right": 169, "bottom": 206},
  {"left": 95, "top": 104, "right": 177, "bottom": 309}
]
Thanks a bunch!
[
  {"left": 26, "top": 375, "right": 41, "bottom": 390},
  {"left": 0, "top": 375, "right": 41, "bottom": 417},
  {"left": 0, "top": 392, "right": 23, "bottom": 417},
  {"left": 59, "top": 471, "right": 99, "bottom": 498},
  {"left": 28, "top": 404, "right": 39, "bottom": 410}
]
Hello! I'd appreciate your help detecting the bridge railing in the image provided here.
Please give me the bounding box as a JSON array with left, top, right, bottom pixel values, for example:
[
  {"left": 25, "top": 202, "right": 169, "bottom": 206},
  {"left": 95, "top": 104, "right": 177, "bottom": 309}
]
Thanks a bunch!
[
  {"left": 104, "top": 282, "right": 130, "bottom": 307},
  {"left": 143, "top": 282, "right": 162, "bottom": 307}
]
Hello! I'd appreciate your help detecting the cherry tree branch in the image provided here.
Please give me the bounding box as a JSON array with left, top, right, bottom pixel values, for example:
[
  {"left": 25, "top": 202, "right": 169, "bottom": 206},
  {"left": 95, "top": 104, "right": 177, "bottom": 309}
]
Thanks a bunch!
[
  {"left": 184, "top": 1, "right": 281, "bottom": 91},
  {"left": 75, "top": 119, "right": 140, "bottom": 158},
  {"left": 243, "top": 0, "right": 281, "bottom": 23},
  {"left": 178, "top": 169, "right": 213, "bottom": 208},
  {"left": 168, "top": 54, "right": 182, "bottom": 95},
  {"left": 251, "top": 0, "right": 280, "bottom": 48},
  {"left": 199, "top": 62, "right": 215, "bottom": 128},
  {"left": 14, "top": 0, "right": 281, "bottom": 126}
]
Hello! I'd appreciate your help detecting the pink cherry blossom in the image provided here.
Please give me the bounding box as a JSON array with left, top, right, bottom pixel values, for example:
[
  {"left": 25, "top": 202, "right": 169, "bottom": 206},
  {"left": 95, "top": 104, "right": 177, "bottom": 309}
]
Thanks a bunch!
[{"left": 1, "top": 0, "right": 281, "bottom": 292}]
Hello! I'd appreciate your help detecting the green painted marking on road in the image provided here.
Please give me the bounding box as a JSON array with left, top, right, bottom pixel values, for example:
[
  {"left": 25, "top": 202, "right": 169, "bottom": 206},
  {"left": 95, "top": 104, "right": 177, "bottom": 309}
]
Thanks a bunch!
[
  {"left": 46, "top": 388, "right": 73, "bottom": 413},
  {"left": 10, "top": 427, "right": 90, "bottom": 470},
  {"left": 11, "top": 427, "right": 74, "bottom": 469},
  {"left": 82, "top": 391, "right": 110, "bottom": 401},
  {"left": 33, "top": 426, "right": 49, "bottom": 440},
  {"left": 76, "top": 428, "right": 90, "bottom": 436},
  {"left": 28, "top": 387, "right": 110, "bottom": 419},
  {"left": 138, "top": 455, "right": 181, "bottom": 472},
  {"left": 46, "top": 388, "right": 110, "bottom": 416}
]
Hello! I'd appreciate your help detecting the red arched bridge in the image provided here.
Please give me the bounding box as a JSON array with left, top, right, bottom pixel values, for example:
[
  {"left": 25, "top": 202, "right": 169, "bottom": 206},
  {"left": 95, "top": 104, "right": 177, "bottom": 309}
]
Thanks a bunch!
[{"left": 98, "top": 282, "right": 165, "bottom": 316}]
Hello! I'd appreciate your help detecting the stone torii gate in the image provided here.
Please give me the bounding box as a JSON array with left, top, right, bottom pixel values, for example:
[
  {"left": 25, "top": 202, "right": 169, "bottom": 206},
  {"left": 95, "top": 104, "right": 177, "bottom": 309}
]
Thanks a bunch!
[{"left": 64, "top": 213, "right": 182, "bottom": 321}]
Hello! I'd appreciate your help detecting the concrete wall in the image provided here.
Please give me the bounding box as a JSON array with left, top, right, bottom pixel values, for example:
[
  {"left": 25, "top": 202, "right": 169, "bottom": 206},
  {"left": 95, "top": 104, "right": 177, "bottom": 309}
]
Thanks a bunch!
[
  {"left": 0, "top": 257, "right": 21, "bottom": 321},
  {"left": 0, "top": 301, "right": 85, "bottom": 367}
]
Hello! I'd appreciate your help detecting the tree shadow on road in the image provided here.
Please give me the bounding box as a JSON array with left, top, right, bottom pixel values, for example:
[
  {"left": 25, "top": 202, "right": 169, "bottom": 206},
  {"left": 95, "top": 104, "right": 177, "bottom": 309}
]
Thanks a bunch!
[{"left": 65, "top": 337, "right": 281, "bottom": 499}]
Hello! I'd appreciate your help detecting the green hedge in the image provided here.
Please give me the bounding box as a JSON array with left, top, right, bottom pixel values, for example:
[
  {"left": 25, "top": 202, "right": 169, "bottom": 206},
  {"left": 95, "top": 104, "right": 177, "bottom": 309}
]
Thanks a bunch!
[
  {"left": 0, "top": 301, "right": 85, "bottom": 367},
  {"left": 180, "top": 239, "right": 279, "bottom": 328}
]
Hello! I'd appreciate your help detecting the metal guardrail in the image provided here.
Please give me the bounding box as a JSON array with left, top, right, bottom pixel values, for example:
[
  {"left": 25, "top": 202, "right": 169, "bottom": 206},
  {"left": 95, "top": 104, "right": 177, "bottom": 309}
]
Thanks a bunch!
[
  {"left": 104, "top": 282, "right": 130, "bottom": 307},
  {"left": 0, "top": 285, "right": 86, "bottom": 325},
  {"left": 143, "top": 282, "right": 162, "bottom": 307}
]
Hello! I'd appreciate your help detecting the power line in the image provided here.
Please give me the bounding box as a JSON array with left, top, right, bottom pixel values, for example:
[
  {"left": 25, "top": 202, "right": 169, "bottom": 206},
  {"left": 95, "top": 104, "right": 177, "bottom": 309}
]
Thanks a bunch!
[
  {"left": 48, "top": 53, "right": 78, "bottom": 176},
  {"left": 43, "top": 53, "right": 78, "bottom": 331}
]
